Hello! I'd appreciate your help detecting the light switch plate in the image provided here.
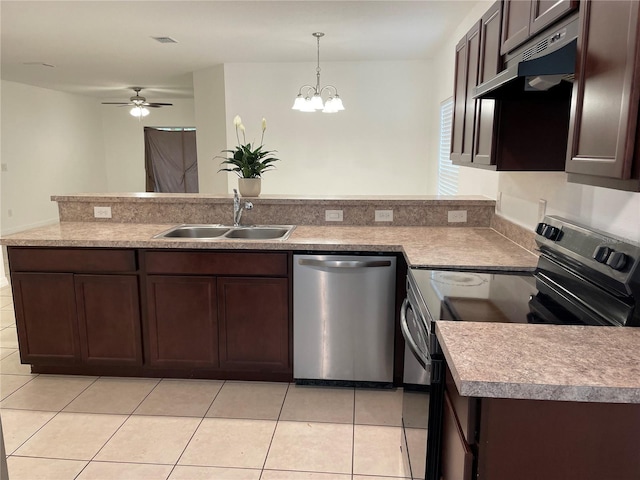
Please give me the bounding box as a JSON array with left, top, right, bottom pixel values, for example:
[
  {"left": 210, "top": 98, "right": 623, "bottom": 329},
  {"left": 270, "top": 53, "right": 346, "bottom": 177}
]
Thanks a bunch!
[
  {"left": 375, "top": 209, "right": 393, "bottom": 222},
  {"left": 448, "top": 210, "right": 467, "bottom": 223},
  {"left": 325, "top": 209, "right": 343, "bottom": 222},
  {"left": 93, "top": 206, "right": 112, "bottom": 219}
]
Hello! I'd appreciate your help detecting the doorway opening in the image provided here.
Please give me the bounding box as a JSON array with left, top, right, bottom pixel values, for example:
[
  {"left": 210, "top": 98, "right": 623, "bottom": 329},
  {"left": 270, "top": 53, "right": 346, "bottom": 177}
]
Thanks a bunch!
[{"left": 144, "top": 127, "right": 199, "bottom": 193}]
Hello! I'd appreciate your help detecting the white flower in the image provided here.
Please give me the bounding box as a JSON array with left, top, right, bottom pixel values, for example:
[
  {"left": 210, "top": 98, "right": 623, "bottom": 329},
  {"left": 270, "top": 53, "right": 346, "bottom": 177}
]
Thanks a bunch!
[
  {"left": 233, "top": 115, "right": 242, "bottom": 127},
  {"left": 239, "top": 123, "right": 245, "bottom": 132},
  {"left": 262, "top": 117, "right": 267, "bottom": 132}
]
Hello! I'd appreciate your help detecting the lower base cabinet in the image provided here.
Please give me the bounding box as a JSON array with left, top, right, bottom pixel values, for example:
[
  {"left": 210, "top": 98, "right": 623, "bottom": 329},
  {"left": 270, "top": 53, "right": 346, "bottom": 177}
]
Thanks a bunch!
[
  {"left": 218, "top": 277, "right": 289, "bottom": 372},
  {"left": 8, "top": 247, "right": 292, "bottom": 381},
  {"left": 12, "top": 271, "right": 142, "bottom": 366},
  {"left": 146, "top": 276, "right": 219, "bottom": 369},
  {"left": 441, "top": 366, "right": 640, "bottom": 480}
]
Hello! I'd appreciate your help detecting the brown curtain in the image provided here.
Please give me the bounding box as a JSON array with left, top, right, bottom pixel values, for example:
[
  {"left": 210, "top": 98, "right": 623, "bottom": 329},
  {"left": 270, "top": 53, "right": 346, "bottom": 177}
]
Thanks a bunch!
[{"left": 144, "top": 128, "right": 198, "bottom": 193}]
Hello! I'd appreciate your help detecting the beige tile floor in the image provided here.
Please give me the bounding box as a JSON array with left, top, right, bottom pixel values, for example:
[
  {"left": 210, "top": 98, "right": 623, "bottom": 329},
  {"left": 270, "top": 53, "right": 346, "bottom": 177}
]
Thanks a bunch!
[{"left": 0, "top": 284, "right": 415, "bottom": 479}]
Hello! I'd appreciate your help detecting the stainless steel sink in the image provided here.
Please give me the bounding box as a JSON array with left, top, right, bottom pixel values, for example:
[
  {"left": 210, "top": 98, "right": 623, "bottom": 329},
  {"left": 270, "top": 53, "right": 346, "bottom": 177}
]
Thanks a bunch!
[
  {"left": 224, "top": 226, "right": 293, "bottom": 240},
  {"left": 156, "top": 225, "right": 231, "bottom": 239},
  {"left": 154, "top": 224, "right": 295, "bottom": 241}
]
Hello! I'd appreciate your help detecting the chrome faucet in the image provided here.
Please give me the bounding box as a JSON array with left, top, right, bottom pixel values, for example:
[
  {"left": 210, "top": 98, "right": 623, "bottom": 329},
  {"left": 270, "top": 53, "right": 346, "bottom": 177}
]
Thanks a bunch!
[{"left": 233, "top": 189, "right": 253, "bottom": 226}]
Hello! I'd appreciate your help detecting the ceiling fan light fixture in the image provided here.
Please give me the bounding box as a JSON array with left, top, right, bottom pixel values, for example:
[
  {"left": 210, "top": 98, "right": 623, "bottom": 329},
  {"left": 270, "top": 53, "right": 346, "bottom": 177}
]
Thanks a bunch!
[{"left": 130, "top": 106, "right": 150, "bottom": 118}]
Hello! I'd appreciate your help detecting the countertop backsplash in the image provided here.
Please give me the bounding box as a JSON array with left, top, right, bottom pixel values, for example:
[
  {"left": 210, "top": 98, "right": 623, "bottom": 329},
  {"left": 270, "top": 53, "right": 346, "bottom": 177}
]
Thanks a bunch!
[{"left": 54, "top": 193, "right": 496, "bottom": 228}]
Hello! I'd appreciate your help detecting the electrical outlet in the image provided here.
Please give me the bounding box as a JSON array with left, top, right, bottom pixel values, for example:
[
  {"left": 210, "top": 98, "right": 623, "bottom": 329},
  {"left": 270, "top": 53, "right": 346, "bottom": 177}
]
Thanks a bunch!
[
  {"left": 448, "top": 210, "right": 467, "bottom": 223},
  {"left": 375, "top": 209, "right": 393, "bottom": 222},
  {"left": 538, "top": 199, "right": 547, "bottom": 221},
  {"left": 496, "top": 191, "right": 502, "bottom": 213},
  {"left": 93, "top": 206, "right": 112, "bottom": 219},
  {"left": 1, "top": 163, "right": 7, "bottom": 172},
  {"left": 325, "top": 209, "right": 343, "bottom": 222},
  {"left": 7, "top": 209, "right": 12, "bottom": 218}
]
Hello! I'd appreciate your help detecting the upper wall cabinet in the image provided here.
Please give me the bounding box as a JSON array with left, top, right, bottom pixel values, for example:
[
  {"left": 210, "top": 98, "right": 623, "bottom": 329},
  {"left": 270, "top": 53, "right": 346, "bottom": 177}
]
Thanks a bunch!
[
  {"left": 565, "top": 0, "right": 640, "bottom": 192},
  {"left": 451, "top": 1, "right": 502, "bottom": 168},
  {"left": 501, "top": 0, "right": 579, "bottom": 54}
]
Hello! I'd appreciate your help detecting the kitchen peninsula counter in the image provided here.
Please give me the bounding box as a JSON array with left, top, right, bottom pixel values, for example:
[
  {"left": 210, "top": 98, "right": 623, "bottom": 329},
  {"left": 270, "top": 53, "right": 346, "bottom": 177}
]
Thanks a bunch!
[
  {"left": 436, "top": 321, "right": 640, "bottom": 403},
  {"left": 0, "top": 222, "right": 539, "bottom": 270}
]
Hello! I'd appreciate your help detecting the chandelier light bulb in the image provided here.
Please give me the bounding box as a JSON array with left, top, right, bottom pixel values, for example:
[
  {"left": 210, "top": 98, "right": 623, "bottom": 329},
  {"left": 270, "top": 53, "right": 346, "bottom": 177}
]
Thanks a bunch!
[
  {"left": 292, "top": 95, "right": 306, "bottom": 110},
  {"left": 310, "top": 94, "right": 324, "bottom": 110}
]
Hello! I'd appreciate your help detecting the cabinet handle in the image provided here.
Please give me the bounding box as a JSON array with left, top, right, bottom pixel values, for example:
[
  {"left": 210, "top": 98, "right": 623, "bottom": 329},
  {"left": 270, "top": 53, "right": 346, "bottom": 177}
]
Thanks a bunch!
[{"left": 298, "top": 259, "right": 391, "bottom": 269}]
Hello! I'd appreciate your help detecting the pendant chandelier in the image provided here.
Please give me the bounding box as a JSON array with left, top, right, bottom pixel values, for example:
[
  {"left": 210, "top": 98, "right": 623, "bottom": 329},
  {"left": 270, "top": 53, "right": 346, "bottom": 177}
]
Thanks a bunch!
[{"left": 292, "top": 32, "right": 345, "bottom": 113}]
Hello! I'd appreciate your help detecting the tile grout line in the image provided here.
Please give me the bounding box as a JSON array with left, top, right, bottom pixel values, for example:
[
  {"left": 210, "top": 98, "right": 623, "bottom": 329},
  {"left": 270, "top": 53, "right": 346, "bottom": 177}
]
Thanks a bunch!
[
  {"left": 167, "top": 378, "right": 228, "bottom": 479},
  {"left": 71, "top": 375, "right": 165, "bottom": 480},
  {"left": 258, "top": 381, "right": 291, "bottom": 479}
]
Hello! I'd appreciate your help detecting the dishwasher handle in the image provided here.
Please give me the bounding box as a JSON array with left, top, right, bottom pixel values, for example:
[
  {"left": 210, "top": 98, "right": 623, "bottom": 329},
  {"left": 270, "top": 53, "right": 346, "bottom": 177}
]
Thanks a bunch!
[{"left": 298, "top": 258, "right": 392, "bottom": 269}]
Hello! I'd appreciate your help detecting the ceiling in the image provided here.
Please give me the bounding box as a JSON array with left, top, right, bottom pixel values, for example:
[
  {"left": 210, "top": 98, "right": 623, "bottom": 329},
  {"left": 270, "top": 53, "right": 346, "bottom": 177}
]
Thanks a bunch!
[{"left": 1, "top": 1, "right": 477, "bottom": 101}]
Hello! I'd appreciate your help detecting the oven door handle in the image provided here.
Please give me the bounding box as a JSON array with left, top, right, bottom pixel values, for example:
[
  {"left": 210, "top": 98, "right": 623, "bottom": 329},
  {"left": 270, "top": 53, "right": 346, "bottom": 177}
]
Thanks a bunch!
[{"left": 400, "top": 298, "right": 430, "bottom": 369}]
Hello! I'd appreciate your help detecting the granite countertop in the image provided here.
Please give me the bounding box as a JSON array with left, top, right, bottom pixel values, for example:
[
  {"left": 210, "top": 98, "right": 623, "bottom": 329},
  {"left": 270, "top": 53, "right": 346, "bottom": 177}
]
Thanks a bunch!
[
  {"left": 0, "top": 222, "right": 538, "bottom": 270},
  {"left": 436, "top": 321, "right": 640, "bottom": 404}
]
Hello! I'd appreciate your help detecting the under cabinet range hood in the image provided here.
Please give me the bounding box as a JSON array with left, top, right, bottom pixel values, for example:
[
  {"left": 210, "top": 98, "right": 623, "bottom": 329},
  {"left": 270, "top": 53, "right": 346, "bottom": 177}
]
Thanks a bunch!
[{"left": 474, "top": 13, "right": 579, "bottom": 99}]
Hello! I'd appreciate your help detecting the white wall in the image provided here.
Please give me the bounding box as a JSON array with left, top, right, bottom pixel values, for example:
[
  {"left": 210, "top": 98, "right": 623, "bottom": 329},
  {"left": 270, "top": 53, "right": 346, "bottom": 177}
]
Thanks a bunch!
[
  {"left": 430, "top": 2, "right": 640, "bottom": 242},
  {"left": 0, "top": 81, "right": 107, "bottom": 235},
  {"left": 193, "top": 65, "right": 228, "bottom": 194},
  {"left": 101, "top": 98, "right": 196, "bottom": 192},
  {"left": 222, "top": 61, "right": 432, "bottom": 195}
]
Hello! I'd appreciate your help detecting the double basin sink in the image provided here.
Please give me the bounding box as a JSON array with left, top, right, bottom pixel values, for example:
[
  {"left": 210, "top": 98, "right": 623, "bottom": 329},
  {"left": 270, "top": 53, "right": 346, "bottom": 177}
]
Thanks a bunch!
[{"left": 154, "top": 224, "right": 295, "bottom": 241}]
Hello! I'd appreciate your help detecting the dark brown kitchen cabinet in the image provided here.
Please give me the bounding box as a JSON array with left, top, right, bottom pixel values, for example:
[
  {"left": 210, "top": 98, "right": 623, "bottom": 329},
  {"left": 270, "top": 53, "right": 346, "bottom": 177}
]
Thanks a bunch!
[
  {"left": 218, "top": 277, "right": 289, "bottom": 372},
  {"left": 451, "top": 1, "right": 502, "bottom": 168},
  {"left": 566, "top": 0, "right": 640, "bottom": 191},
  {"left": 75, "top": 275, "right": 142, "bottom": 366},
  {"left": 8, "top": 247, "right": 141, "bottom": 367},
  {"left": 451, "top": 21, "right": 481, "bottom": 164},
  {"left": 11, "top": 272, "right": 80, "bottom": 364},
  {"left": 143, "top": 250, "right": 292, "bottom": 378},
  {"left": 501, "top": 0, "right": 578, "bottom": 54},
  {"left": 442, "top": 366, "right": 640, "bottom": 480},
  {"left": 146, "top": 276, "right": 219, "bottom": 369}
]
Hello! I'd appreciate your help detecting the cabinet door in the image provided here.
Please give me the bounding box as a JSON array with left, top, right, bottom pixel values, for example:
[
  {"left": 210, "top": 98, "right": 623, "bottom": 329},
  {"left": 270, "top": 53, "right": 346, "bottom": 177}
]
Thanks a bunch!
[
  {"left": 451, "top": 22, "right": 481, "bottom": 165},
  {"left": 75, "top": 275, "right": 142, "bottom": 366},
  {"left": 530, "top": 0, "right": 578, "bottom": 36},
  {"left": 217, "top": 277, "right": 290, "bottom": 372},
  {"left": 12, "top": 273, "right": 80, "bottom": 364},
  {"left": 451, "top": 36, "right": 468, "bottom": 164},
  {"left": 474, "top": 1, "right": 502, "bottom": 165},
  {"left": 566, "top": 0, "right": 640, "bottom": 181},
  {"left": 146, "top": 276, "right": 218, "bottom": 368},
  {"left": 501, "top": 0, "right": 532, "bottom": 54},
  {"left": 441, "top": 391, "right": 474, "bottom": 480}
]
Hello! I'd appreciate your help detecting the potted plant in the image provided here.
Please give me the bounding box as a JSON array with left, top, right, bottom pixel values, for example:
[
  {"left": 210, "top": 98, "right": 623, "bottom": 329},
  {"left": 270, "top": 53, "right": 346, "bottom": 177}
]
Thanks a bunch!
[{"left": 216, "top": 115, "right": 280, "bottom": 197}]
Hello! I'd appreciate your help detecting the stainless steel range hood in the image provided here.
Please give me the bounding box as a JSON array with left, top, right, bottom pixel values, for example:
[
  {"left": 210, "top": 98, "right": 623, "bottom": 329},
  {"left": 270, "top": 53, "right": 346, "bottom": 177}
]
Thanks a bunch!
[{"left": 474, "top": 14, "right": 579, "bottom": 99}]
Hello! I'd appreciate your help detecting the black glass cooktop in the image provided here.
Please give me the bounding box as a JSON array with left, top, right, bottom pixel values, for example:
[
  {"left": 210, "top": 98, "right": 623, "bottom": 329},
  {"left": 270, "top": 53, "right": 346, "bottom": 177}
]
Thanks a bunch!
[{"left": 408, "top": 268, "right": 609, "bottom": 326}]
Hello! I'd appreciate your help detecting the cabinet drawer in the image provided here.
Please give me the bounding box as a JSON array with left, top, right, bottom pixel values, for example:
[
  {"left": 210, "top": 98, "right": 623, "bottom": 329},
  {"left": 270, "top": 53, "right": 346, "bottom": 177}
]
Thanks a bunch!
[
  {"left": 8, "top": 247, "right": 137, "bottom": 273},
  {"left": 445, "top": 365, "right": 478, "bottom": 445},
  {"left": 145, "top": 251, "right": 288, "bottom": 276}
]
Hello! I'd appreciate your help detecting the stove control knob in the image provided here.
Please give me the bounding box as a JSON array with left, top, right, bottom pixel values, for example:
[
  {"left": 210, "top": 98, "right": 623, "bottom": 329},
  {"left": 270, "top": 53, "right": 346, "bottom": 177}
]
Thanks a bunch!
[
  {"left": 606, "top": 251, "right": 628, "bottom": 271},
  {"left": 593, "top": 245, "right": 613, "bottom": 263},
  {"left": 535, "top": 222, "right": 548, "bottom": 235},
  {"left": 542, "top": 225, "right": 560, "bottom": 241}
]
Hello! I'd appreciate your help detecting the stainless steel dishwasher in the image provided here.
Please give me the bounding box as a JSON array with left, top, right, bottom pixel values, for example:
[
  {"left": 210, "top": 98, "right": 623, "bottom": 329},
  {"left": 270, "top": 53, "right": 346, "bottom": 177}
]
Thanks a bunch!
[{"left": 293, "top": 254, "right": 397, "bottom": 385}]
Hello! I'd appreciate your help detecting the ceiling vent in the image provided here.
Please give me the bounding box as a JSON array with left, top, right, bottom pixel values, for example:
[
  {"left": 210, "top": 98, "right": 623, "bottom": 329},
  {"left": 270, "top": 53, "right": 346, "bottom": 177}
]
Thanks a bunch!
[{"left": 151, "top": 36, "right": 178, "bottom": 44}]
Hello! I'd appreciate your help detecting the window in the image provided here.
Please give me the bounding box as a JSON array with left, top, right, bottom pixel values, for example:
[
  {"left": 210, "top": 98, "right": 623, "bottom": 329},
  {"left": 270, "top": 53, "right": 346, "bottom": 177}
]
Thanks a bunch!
[{"left": 437, "top": 97, "right": 458, "bottom": 195}]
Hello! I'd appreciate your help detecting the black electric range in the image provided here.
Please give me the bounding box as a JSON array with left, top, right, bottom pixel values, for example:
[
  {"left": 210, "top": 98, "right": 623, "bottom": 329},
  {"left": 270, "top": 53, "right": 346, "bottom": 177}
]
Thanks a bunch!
[{"left": 400, "top": 215, "right": 640, "bottom": 480}]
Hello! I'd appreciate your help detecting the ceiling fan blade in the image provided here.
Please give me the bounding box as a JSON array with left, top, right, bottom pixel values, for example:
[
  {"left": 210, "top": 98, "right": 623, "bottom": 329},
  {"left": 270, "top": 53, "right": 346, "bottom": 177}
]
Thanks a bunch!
[
  {"left": 101, "top": 102, "right": 131, "bottom": 105},
  {"left": 144, "top": 102, "right": 173, "bottom": 107}
]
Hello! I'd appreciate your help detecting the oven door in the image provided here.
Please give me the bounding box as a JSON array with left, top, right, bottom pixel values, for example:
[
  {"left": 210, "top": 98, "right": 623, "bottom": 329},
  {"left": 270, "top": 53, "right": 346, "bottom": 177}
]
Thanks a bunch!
[
  {"left": 401, "top": 287, "right": 431, "bottom": 480},
  {"left": 400, "top": 288, "right": 431, "bottom": 375}
]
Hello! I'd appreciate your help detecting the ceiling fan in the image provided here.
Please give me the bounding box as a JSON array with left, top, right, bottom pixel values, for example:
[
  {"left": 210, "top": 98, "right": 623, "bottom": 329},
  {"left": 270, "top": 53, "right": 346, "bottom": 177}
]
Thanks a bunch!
[{"left": 102, "top": 87, "right": 173, "bottom": 118}]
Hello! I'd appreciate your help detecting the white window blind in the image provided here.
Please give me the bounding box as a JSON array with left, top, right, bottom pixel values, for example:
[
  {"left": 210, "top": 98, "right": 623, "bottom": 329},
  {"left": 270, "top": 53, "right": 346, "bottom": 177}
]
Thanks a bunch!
[{"left": 437, "top": 97, "right": 458, "bottom": 195}]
